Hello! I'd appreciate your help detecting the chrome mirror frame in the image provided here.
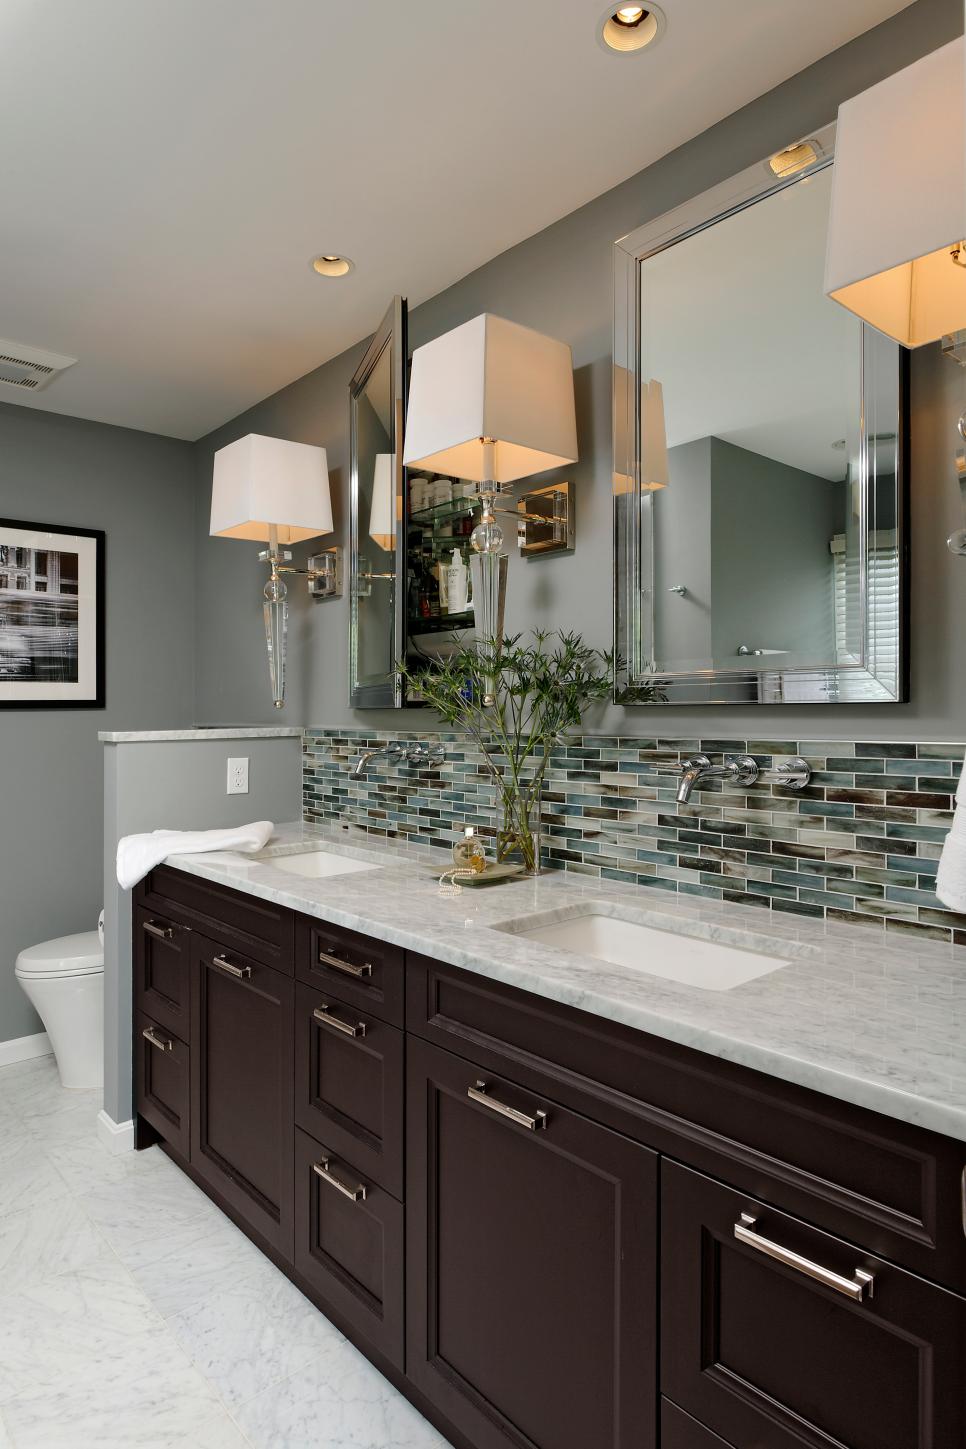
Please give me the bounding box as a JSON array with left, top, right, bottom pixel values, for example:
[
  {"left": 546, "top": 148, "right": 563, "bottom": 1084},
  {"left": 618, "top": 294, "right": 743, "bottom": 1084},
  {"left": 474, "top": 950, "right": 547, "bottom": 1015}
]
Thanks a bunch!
[
  {"left": 613, "top": 122, "right": 908, "bottom": 706},
  {"left": 349, "top": 295, "right": 407, "bottom": 708}
]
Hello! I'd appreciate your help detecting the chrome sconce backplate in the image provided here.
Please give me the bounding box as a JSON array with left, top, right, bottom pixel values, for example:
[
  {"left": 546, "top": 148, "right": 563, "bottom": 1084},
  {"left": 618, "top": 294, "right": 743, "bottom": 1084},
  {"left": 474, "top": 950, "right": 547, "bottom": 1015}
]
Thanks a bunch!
[
  {"left": 307, "top": 546, "right": 343, "bottom": 599},
  {"left": 515, "top": 481, "right": 574, "bottom": 557}
]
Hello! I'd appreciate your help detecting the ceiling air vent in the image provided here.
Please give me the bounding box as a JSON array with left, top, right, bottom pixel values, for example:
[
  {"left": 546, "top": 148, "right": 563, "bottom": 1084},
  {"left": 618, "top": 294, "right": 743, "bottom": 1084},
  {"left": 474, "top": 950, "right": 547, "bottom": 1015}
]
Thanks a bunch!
[{"left": 0, "top": 340, "right": 77, "bottom": 394}]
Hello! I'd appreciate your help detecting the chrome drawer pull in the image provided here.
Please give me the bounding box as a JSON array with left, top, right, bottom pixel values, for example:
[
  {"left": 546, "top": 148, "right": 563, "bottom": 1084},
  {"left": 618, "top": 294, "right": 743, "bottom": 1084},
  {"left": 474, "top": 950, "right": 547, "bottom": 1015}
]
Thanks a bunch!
[
  {"left": 468, "top": 1080, "right": 548, "bottom": 1131},
  {"left": 142, "top": 1026, "right": 173, "bottom": 1052},
  {"left": 212, "top": 954, "right": 252, "bottom": 980},
  {"left": 734, "top": 1214, "right": 875, "bottom": 1302},
  {"left": 318, "top": 949, "right": 372, "bottom": 979},
  {"left": 313, "top": 1157, "right": 367, "bottom": 1202},
  {"left": 143, "top": 920, "right": 174, "bottom": 941},
  {"left": 313, "top": 1006, "right": 366, "bottom": 1038}
]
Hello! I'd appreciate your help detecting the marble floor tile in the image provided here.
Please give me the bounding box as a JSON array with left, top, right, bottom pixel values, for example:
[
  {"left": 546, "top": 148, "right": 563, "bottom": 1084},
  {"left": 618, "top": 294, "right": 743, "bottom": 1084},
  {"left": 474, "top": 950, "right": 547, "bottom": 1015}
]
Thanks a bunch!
[
  {"left": 233, "top": 1336, "right": 453, "bottom": 1449},
  {"left": 0, "top": 1130, "right": 69, "bottom": 1222},
  {"left": 45, "top": 1134, "right": 170, "bottom": 1195},
  {"left": 120, "top": 1210, "right": 266, "bottom": 1319},
  {"left": 166, "top": 1257, "right": 344, "bottom": 1411},
  {"left": 0, "top": 1196, "right": 104, "bottom": 1295},
  {"left": 0, "top": 1249, "right": 165, "bottom": 1403},
  {"left": 1, "top": 1350, "right": 225, "bottom": 1448},
  {"left": 79, "top": 1159, "right": 221, "bottom": 1256}
]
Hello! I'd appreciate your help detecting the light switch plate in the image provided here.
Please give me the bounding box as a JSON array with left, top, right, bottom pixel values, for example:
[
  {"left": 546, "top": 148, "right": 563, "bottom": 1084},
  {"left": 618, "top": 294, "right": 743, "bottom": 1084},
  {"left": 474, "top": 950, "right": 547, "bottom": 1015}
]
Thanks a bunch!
[{"left": 227, "top": 757, "right": 249, "bottom": 794}]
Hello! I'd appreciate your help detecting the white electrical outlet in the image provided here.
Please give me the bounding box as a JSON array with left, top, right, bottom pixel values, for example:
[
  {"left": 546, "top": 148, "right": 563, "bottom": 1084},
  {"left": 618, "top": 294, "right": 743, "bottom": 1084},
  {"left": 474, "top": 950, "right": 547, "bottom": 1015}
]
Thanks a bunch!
[{"left": 227, "top": 756, "right": 249, "bottom": 794}]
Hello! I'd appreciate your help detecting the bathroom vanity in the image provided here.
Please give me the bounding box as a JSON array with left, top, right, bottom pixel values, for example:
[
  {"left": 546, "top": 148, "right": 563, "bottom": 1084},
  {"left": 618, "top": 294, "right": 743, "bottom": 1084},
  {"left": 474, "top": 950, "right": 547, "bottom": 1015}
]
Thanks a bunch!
[{"left": 132, "top": 836, "right": 966, "bottom": 1449}]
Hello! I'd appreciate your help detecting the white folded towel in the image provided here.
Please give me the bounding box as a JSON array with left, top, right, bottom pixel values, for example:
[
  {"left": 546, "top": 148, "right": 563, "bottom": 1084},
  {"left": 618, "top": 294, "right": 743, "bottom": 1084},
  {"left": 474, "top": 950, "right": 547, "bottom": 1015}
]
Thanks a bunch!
[
  {"left": 935, "top": 755, "right": 966, "bottom": 912},
  {"left": 116, "top": 821, "right": 274, "bottom": 891}
]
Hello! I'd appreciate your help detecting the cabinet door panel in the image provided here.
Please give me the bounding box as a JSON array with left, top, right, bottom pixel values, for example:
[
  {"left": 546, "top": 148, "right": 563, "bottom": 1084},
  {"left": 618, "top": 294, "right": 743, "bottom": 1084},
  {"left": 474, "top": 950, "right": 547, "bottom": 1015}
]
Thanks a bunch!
[
  {"left": 662, "top": 1160, "right": 966, "bottom": 1449},
  {"left": 295, "top": 982, "right": 404, "bottom": 1199},
  {"left": 294, "top": 1127, "right": 403, "bottom": 1367},
  {"left": 661, "top": 1402, "right": 736, "bottom": 1449},
  {"left": 134, "top": 908, "right": 191, "bottom": 1040},
  {"left": 190, "top": 936, "right": 294, "bottom": 1258},
  {"left": 407, "top": 1036, "right": 657, "bottom": 1449},
  {"left": 135, "top": 1010, "right": 189, "bottom": 1158}
]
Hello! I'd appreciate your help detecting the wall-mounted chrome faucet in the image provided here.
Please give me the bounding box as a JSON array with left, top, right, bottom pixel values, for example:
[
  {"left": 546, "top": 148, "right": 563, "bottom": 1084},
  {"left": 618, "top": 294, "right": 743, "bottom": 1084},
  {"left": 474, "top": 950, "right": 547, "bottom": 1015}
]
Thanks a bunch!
[
  {"left": 675, "top": 754, "right": 758, "bottom": 804},
  {"left": 349, "top": 742, "right": 445, "bottom": 778},
  {"left": 673, "top": 754, "right": 811, "bottom": 804}
]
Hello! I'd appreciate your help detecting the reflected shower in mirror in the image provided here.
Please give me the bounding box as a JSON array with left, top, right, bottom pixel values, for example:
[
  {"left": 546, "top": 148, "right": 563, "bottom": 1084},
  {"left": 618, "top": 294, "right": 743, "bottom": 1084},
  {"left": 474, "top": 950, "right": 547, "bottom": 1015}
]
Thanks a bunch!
[{"left": 614, "top": 124, "right": 906, "bottom": 705}]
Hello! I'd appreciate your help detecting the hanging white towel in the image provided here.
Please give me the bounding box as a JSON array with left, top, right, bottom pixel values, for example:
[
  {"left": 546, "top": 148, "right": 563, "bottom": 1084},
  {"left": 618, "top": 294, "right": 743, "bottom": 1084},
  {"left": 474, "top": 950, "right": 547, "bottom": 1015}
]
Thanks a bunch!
[
  {"left": 935, "top": 756, "right": 966, "bottom": 912},
  {"left": 116, "top": 821, "right": 274, "bottom": 891}
]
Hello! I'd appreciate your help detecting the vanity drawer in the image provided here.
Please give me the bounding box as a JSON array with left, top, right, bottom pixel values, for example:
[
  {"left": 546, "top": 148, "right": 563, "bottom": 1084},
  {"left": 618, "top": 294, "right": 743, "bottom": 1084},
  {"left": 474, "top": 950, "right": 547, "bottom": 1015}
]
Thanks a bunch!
[
  {"left": 294, "top": 1126, "right": 404, "bottom": 1368},
  {"left": 295, "top": 914, "right": 403, "bottom": 1026},
  {"left": 407, "top": 954, "right": 966, "bottom": 1294},
  {"left": 134, "top": 907, "right": 191, "bottom": 1039},
  {"left": 135, "top": 1009, "right": 189, "bottom": 1158},
  {"left": 661, "top": 1160, "right": 966, "bottom": 1449},
  {"left": 294, "top": 982, "right": 404, "bottom": 1199},
  {"left": 137, "top": 866, "right": 294, "bottom": 974}
]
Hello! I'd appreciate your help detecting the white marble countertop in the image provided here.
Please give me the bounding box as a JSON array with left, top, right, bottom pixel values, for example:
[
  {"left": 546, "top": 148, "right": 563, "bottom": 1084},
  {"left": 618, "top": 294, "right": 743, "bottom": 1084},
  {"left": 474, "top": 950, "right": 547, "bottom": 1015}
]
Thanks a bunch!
[
  {"left": 99, "top": 727, "right": 302, "bottom": 743},
  {"left": 163, "top": 822, "right": 966, "bottom": 1143}
]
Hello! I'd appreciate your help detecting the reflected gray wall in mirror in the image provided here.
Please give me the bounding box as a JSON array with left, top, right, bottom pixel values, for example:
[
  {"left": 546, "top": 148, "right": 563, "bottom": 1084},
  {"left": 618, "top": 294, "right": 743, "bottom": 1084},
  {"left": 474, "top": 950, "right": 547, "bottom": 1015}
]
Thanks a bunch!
[
  {"left": 349, "top": 296, "right": 407, "bottom": 707},
  {"left": 614, "top": 123, "right": 907, "bottom": 706}
]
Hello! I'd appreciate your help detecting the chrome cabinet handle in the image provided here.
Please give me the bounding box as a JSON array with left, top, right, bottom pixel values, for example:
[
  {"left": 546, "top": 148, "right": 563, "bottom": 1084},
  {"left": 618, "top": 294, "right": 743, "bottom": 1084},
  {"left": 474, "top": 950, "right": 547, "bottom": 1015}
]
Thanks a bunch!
[
  {"left": 312, "top": 1157, "right": 367, "bottom": 1202},
  {"left": 142, "top": 1025, "right": 173, "bottom": 1052},
  {"left": 467, "top": 1080, "right": 548, "bottom": 1131},
  {"left": 313, "top": 1005, "right": 366, "bottom": 1039},
  {"left": 212, "top": 954, "right": 252, "bottom": 980},
  {"left": 318, "top": 949, "right": 372, "bottom": 980},
  {"left": 143, "top": 920, "right": 174, "bottom": 941},
  {"left": 734, "top": 1214, "right": 874, "bottom": 1301}
]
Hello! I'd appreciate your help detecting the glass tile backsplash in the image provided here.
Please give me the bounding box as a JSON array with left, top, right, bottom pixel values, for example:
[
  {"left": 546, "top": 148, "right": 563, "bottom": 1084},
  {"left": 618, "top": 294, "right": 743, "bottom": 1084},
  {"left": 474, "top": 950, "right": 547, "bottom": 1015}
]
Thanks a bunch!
[{"left": 302, "top": 731, "right": 966, "bottom": 947}]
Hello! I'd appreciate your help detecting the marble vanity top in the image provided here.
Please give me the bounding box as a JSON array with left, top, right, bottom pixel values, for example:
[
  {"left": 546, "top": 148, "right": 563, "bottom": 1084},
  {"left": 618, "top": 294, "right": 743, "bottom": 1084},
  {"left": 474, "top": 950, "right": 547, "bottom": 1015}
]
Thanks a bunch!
[{"left": 163, "top": 822, "right": 966, "bottom": 1143}]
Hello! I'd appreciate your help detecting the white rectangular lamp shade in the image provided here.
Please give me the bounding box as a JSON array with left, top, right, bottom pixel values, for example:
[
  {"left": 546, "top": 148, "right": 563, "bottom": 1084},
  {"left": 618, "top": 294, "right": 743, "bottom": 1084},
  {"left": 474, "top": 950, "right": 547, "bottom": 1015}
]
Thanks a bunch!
[
  {"left": 403, "top": 313, "right": 578, "bottom": 483},
  {"left": 210, "top": 433, "right": 333, "bottom": 544},
  {"left": 368, "top": 453, "right": 396, "bottom": 551},
  {"left": 825, "top": 37, "right": 966, "bottom": 347},
  {"left": 642, "top": 379, "right": 669, "bottom": 491}
]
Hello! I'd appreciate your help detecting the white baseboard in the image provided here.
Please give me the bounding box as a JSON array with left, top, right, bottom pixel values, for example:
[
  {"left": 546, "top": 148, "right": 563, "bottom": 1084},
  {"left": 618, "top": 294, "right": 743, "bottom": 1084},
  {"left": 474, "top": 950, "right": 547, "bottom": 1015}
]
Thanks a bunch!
[
  {"left": 97, "top": 1109, "right": 135, "bottom": 1155},
  {"left": 0, "top": 1032, "right": 51, "bottom": 1068}
]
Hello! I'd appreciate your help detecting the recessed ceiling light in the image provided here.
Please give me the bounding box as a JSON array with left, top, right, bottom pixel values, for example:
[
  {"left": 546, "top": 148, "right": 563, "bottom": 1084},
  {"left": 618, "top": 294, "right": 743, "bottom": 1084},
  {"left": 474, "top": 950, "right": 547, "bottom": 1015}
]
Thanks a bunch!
[
  {"left": 768, "top": 140, "right": 821, "bottom": 179},
  {"left": 310, "top": 254, "right": 354, "bottom": 278},
  {"left": 598, "top": 3, "right": 665, "bottom": 54}
]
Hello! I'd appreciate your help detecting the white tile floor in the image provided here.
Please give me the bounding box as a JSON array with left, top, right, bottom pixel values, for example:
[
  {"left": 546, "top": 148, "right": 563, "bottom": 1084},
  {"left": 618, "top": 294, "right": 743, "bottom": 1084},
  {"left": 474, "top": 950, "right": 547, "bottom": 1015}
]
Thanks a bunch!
[{"left": 0, "top": 1056, "right": 452, "bottom": 1449}]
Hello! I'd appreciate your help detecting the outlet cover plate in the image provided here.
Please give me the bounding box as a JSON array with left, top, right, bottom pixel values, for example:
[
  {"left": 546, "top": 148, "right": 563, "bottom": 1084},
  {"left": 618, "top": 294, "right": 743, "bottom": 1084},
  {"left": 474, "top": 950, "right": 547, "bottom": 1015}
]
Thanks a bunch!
[{"left": 227, "top": 757, "right": 249, "bottom": 794}]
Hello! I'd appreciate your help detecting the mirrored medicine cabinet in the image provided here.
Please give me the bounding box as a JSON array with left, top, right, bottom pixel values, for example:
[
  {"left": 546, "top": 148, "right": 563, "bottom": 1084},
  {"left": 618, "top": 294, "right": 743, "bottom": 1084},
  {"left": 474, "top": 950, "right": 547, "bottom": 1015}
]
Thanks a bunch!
[{"left": 613, "top": 121, "right": 908, "bottom": 706}]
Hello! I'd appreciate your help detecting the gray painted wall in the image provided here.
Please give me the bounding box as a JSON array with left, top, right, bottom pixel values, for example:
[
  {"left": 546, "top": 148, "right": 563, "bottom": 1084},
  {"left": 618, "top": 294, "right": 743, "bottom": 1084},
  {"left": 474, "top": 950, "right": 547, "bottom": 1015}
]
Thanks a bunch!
[
  {"left": 191, "top": 0, "right": 966, "bottom": 743},
  {"left": 654, "top": 438, "right": 712, "bottom": 664},
  {"left": 0, "top": 404, "right": 196, "bottom": 1046},
  {"left": 103, "top": 735, "right": 301, "bottom": 1123},
  {"left": 709, "top": 439, "right": 842, "bottom": 664}
]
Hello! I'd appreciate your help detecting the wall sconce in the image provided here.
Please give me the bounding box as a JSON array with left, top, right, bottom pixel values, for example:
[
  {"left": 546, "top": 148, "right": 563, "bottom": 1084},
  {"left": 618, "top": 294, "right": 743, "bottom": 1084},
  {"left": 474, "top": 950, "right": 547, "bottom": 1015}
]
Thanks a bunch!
[
  {"left": 210, "top": 433, "right": 342, "bottom": 709},
  {"left": 402, "top": 313, "right": 578, "bottom": 694},
  {"left": 613, "top": 373, "right": 669, "bottom": 494},
  {"left": 825, "top": 37, "right": 966, "bottom": 553}
]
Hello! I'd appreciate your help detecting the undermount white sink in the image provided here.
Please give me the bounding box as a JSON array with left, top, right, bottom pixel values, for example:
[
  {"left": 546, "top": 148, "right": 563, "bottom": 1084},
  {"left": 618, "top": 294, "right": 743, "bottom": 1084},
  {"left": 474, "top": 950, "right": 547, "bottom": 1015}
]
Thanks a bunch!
[
  {"left": 508, "top": 911, "right": 789, "bottom": 991},
  {"left": 263, "top": 850, "right": 380, "bottom": 880}
]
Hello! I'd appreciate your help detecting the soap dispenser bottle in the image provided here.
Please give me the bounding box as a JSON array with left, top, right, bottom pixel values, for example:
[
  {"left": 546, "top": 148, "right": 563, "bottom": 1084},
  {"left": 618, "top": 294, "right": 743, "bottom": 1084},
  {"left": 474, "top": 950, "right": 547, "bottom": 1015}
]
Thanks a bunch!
[
  {"left": 453, "top": 825, "right": 486, "bottom": 874},
  {"left": 445, "top": 549, "right": 469, "bottom": 614}
]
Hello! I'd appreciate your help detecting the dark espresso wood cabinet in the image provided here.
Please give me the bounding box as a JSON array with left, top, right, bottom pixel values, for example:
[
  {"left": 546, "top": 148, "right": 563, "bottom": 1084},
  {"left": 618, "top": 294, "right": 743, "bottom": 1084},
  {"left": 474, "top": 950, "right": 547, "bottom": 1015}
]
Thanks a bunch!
[
  {"left": 190, "top": 933, "right": 295, "bottom": 1259},
  {"left": 406, "top": 1035, "right": 658, "bottom": 1449},
  {"left": 133, "top": 873, "right": 966, "bottom": 1449}
]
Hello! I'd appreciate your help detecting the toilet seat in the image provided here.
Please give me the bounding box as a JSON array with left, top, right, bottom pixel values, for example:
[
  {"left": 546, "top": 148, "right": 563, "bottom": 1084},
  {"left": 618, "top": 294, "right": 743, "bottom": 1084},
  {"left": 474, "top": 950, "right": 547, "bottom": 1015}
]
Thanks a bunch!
[{"left": 15, "top": 930, "right": 103, "bottom": 980}]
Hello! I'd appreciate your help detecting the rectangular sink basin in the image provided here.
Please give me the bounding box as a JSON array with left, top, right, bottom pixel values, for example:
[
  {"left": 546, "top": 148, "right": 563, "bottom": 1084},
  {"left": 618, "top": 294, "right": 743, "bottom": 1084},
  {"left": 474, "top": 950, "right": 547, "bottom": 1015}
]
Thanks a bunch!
[
  {"left": 512, "top": 912, "right": 789, "bottom": 991},
  {"left": 264, "top": 851, "right": 380, "bottom": 880}
]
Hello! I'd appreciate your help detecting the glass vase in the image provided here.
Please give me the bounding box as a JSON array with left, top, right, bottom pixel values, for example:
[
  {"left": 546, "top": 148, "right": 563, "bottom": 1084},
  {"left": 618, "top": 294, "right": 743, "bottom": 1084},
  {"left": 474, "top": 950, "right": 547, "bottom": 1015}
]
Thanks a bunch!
[{"left": 496, "top": 780, "right": 542, "bottom": 875}]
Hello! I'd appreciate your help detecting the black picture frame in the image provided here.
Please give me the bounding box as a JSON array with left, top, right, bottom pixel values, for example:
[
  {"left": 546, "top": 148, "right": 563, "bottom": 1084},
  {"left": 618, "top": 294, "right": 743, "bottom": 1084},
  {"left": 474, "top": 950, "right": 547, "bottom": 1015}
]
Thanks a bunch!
[{"left": 0, "top": 517, "right": 105, "bottom": 710}]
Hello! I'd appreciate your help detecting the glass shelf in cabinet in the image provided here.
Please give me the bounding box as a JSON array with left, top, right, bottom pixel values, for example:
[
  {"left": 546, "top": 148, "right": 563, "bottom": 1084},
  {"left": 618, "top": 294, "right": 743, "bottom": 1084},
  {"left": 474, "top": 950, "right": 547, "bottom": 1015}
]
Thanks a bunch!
[{"left": 408, "top": 495, "right": 481, "bottom": 528}]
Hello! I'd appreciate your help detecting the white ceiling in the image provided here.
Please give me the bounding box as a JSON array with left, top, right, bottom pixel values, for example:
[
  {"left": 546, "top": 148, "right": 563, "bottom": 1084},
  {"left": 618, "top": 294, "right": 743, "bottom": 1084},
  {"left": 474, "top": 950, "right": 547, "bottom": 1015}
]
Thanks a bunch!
[{"left": 0, "top": 0, "right": 912, "bottom": 441}]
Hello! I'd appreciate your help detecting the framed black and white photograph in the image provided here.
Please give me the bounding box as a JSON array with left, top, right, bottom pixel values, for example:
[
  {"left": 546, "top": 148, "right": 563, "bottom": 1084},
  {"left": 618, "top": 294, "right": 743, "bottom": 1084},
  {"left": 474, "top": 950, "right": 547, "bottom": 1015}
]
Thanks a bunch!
[{"left": 0, "top": 518, "right": 104, "bottom": 709}]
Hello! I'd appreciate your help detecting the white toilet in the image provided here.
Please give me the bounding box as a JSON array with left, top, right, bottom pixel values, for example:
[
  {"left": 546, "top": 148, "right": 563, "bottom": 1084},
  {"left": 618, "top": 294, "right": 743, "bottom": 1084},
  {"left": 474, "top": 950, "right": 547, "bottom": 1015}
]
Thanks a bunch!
[{"left": 15, "top": 927, "right": 104, "bottom": 1089}]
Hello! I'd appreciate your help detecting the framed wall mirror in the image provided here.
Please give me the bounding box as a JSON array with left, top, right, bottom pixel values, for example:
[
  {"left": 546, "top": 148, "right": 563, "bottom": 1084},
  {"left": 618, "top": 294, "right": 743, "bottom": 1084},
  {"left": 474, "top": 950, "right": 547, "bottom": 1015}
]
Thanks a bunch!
[
  {"left": 614, "top": 122, "right": 908, "bottom": 706},
  {"left": 349, "top": 296, "right": 407, "bottom": 707}
]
